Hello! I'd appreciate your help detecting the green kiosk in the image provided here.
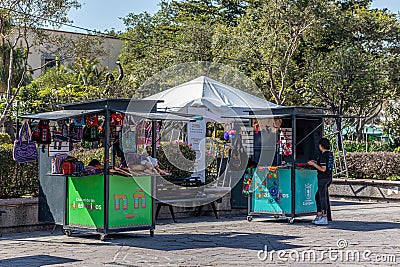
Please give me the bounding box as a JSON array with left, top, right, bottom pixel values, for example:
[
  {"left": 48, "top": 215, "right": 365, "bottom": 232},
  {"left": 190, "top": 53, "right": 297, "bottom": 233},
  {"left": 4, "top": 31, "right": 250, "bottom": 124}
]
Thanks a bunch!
[{"left": 23, "top": 99, "right": 197, "bottom": 240}]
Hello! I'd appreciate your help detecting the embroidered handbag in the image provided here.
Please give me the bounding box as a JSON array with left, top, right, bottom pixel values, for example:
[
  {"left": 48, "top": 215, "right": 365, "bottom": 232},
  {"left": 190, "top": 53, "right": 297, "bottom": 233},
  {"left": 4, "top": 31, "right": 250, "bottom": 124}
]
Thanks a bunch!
[{"left": 13, "top": 122, "right": 38, "bottom": 164}]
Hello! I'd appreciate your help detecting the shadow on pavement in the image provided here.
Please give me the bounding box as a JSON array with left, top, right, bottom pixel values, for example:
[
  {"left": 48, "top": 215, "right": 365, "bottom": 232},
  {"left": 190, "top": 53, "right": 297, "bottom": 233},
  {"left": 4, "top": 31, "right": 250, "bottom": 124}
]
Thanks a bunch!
[
  {"left": 330, "top": 200, "right": 372, "bottom": 206},
  {"left": 105, "top": 231, "right": 303, "bottom": 251},
  {"left": 17, "top": 230, "right": 302, "bottom": 252},
  {"left": 326, "top": 220, "right": 400, "bottom": 232},
  {"left": 0, "top": 255, "right": 80, "bottom": 267}
]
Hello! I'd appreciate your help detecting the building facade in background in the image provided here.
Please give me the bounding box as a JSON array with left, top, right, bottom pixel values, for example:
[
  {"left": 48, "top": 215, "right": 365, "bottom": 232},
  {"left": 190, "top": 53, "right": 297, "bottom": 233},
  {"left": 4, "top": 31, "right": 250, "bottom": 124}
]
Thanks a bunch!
[{"left": 27, "top": 29, "right": 122, "bottom": 78}]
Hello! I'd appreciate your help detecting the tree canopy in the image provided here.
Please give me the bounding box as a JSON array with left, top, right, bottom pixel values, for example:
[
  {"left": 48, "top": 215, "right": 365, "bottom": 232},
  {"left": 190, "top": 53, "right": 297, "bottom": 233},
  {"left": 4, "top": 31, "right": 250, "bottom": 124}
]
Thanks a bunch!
[{"left": 117, "top": 0, "right": 399, "bottom": 140}]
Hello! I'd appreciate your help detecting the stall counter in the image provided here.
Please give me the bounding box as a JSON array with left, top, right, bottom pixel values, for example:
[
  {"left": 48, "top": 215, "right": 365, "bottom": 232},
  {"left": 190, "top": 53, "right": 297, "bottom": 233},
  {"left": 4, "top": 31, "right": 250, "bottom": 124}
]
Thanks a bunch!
[
  {"left": 250, "top": 168, "right": 318, "bottom": 215},
  {"left": 67, "top": 175, "right": 153, "bottom": 229}
]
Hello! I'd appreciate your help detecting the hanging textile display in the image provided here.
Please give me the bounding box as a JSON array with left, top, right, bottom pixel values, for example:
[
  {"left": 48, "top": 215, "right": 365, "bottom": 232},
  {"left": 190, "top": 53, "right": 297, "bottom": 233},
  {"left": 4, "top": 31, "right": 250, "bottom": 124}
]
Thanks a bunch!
[
  {"left": 121, "top": 115, "right": 137, "bottom": 153},
  {"left": 242, "top": 167, "right": 255, "bottom": 197},
  {"left": 32, "top": 120, "right": 52, "bottom": 145},
  {"left": 13, "top": 121, "right": 38, "bottom": 164},
  {"left": 266, "top": 166, "right": 282, "bottom": 203},
  {"left": 110, "top": 113, "right": 124, "bottom": 142},
  {"left": 278, "top": 128, "right": 292, "bottom": 157},
  {"left": 82, "top": 114, "right": 100, "bottom": 142}
]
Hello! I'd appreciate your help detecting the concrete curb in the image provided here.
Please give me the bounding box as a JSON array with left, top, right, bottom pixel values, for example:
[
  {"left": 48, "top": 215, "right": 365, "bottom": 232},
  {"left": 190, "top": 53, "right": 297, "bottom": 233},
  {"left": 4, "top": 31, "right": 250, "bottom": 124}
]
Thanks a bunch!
[{"left": 330, "top": 178, "right": 400, "bottom": 202}]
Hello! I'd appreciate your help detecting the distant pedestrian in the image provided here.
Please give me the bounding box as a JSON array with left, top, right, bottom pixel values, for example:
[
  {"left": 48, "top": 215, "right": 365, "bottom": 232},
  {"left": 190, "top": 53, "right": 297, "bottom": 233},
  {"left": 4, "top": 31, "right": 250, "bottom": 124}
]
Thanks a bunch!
[{"left": 308, "top": 138, "right": 334, "bottom": 225}]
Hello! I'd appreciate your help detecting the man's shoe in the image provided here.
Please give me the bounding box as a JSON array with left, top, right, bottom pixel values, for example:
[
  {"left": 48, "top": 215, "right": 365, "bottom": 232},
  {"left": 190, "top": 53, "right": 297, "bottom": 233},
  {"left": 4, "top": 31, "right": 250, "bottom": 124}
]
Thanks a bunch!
[{"left": 314, "top": 216, "right": 328, "bottom": 225}]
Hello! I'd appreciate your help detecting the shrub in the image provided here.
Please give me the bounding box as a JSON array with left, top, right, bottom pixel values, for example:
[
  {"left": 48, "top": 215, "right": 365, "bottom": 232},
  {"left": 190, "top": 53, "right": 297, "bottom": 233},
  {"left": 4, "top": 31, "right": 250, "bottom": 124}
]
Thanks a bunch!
[
  {"left": 0, "top": 132, "right": 12, "bottom": 144},
  {"left": 387, "top": 175, "right": 400, "bottom": 181},
  {"left": 0, "top": 144, "right": 39, "bottom": 199},
  {"left": 344, "top": 141, "right": 392, "bottom": 153},
  {"left": 346, "top": 152, "right": 400, "bottom": 179},
  {"left": 148, "top": 144, "right": 196, "bottom": 178},
  {"left": 70, "top": 144, "right": 104, "bottom": 166}
]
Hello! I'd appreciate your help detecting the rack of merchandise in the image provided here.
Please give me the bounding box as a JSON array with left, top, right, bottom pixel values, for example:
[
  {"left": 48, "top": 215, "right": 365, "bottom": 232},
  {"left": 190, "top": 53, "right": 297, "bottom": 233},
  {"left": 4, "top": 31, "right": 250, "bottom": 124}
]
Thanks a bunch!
[
  {"left": 226, "top": 107, "right": 327, "bottom": 223},
  {"left": 20, "top": 98, "right": 198, "bottom": 240}
]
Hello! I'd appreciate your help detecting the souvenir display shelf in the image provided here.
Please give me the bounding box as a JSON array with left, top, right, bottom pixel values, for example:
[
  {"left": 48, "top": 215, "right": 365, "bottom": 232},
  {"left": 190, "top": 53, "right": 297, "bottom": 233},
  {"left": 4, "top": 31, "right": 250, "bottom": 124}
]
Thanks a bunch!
[
  {"left": 228, "top": 107, "right": 325, "bottom": 223},
  {"left": 21, "top": 99, "right": 197, "bottom": 240}
]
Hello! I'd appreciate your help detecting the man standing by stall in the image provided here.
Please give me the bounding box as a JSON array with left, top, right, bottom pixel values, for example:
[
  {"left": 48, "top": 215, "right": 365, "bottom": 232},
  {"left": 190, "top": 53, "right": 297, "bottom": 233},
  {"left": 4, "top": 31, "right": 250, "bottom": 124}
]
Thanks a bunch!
[{"left": 308, "top": 138, "right": 334, "bottom": 226}]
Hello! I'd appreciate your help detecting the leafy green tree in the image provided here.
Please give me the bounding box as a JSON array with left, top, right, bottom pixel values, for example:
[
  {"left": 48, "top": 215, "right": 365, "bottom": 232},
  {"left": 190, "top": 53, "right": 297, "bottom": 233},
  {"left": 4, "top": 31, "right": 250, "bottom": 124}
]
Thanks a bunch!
[
  {"left": 383, "top": 101, "right": 400, "bottom": 147},
  {"left": 18, "top": 66, "right": 103, "bottom": 114},
  {"left": 117, "top": 0, "right": 400, "bottom": 129},
  {"left": 119, "top": 0, "right": 248, "bottom": 96},
  {"left": 213, "top": 0, "right": 326, "bottom": 104},
  {"left": 0, "top": 43, "right": 31, "bottom": 94},
  {"left": 303, "top": 1, "right": 400, "bottom": 140},
  {"left": 0, "top": 0, "right": 81, "bottom": 125}
]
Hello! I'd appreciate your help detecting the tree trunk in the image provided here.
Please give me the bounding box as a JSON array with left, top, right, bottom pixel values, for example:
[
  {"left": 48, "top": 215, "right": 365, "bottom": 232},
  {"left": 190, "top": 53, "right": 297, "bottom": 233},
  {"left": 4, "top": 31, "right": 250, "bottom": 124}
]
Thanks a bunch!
[
  {"left": 7, "top": 45, "right": 14, "bottom": 102},
  {"left": 335, "top": 117, "right": 343, "bottom": 151},
  {"left": 268, "top": 67, "right": 281, "bottom": 105},
  {"left": 355, "top": 117, "right": 364, "bottom": 142}
]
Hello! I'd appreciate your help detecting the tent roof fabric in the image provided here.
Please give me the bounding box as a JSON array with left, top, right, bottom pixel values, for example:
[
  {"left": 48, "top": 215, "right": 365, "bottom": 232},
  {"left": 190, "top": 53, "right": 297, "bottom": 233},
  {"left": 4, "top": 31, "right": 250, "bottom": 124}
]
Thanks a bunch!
[
  {"left": 144, "top": 76, "right": 280, "bottom": 113},
  {"left": 121, "top": 111, "right": 202, "bottom": 122}
]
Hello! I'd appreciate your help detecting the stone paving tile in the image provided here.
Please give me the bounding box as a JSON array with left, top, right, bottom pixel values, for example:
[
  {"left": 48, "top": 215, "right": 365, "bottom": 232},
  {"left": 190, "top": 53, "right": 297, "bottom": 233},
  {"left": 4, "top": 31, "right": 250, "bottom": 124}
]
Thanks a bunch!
[{"left": 0, "top": 200, "right": 400, "bottom": 266}]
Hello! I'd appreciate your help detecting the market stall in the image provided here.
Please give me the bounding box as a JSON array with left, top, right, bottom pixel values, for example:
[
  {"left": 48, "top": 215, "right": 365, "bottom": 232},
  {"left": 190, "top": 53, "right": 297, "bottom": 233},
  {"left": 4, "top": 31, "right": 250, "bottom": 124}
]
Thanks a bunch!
[
  {"left": 225, "top": 107, "right": 326, "bottom": 223},
  {"left": 19, "top": 98, "right": 198, "bottom": 240}
]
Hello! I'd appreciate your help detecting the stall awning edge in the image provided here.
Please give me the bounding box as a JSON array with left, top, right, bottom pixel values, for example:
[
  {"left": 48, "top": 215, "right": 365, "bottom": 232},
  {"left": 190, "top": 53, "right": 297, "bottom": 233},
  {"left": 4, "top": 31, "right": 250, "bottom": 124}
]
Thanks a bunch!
[{"left": 20, "top": 109, "right": 103, "bottom": 120}]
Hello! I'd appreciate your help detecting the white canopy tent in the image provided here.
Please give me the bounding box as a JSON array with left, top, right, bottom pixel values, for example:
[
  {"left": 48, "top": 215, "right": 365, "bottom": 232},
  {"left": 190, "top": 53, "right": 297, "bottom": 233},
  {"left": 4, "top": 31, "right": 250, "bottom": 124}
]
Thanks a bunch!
[
  {"left": 144, "top": 76, "right": 279, "bottom": 121},
  {"left": 144, "top": 76, "right": 280, "bottom": 183}
]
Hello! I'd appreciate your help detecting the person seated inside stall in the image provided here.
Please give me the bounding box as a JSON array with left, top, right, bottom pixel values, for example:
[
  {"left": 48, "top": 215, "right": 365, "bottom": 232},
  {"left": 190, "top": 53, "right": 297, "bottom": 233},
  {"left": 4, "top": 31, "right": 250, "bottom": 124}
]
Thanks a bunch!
[
  {"left": 88, "top": 159, "right": 104, "bottom": 170},
  {"left": 85, "top": 159, "right": 104, "bottom": 175}
]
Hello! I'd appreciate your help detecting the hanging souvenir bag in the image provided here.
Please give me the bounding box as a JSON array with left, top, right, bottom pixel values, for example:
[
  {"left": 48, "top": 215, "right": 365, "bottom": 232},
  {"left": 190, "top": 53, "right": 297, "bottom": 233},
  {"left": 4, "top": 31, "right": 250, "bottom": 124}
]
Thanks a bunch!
[
  {"left": 122, "top": 129, "right": 136, "bottom": 153},
  {"left": 82, "top": 114, "right": 100, "bottom": 142},
  {"left": 110, "top": 113, "right": 124, "bottom": 141},
  {"left": 69, "top": 115, "right": 84, "bottom": 142},
  {"left": 69, "top": 124, "right": 83, "bottom": 142},
  {"left": 13, "top": 121, "right": 38, "bottom": 164},
  {"left": 73, "top": 115, "right": 85, "bottom": 126},
  {"left": 229, "top": 134, "right": 248, "bottom": 171},
  {"left": 32, "top": 120, "right": 51, "bottom": 144},
  {"left": 111, "top": 113, "right": 124, "bottom": 129},
  {"left": 32, "top": 120, "right": 52, "bottom": 153},
  {"left": 242, "top": 168, "right": 254, "bottom": 197},
  {"left": 53, "top": 120, "right": 69, "bottom": 141}
]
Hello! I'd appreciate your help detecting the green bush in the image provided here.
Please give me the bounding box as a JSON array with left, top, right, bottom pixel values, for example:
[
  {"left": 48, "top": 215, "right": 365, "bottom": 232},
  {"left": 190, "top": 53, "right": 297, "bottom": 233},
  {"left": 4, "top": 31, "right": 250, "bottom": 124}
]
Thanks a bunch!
[
  {"left": 387, "top": 175, "right": 400, "bottom": 181},
  {"left": 0, "top": 132, "right": 12, "bottom": 144},
  {"left": 70, "top": 144, "right": 104, "bottom": 166},
  {"left": 0, "top": 144, "right": 39, "bottom": 199},
  {"left": 344, "top": 141, "right": 392, "bottom": 153},
  {"left": 394, "top": 147, "right": 400, "bottom": 153},
  {"left": 346, "top": 152, "right": 400, "bottom": 179},
  {"left": 148, "top": 144, "right": 196, "bottom": 178}
]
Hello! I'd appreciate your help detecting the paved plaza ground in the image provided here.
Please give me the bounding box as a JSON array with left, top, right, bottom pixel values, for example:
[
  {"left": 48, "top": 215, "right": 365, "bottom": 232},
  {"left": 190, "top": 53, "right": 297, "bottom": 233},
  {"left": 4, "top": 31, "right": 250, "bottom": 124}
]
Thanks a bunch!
[{"left": 0, "top": 200, "right": 400, "bottom": 266}]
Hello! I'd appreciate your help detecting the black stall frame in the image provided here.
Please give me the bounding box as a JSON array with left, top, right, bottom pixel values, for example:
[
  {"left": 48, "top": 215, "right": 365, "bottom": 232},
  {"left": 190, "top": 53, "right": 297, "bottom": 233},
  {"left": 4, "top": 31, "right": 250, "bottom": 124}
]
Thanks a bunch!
[
  {"left": 226, "top": 106, "right": 334, "bottom": 223},
  {"left": 22, "top": 98, "right": 198, "bottom": 239}
]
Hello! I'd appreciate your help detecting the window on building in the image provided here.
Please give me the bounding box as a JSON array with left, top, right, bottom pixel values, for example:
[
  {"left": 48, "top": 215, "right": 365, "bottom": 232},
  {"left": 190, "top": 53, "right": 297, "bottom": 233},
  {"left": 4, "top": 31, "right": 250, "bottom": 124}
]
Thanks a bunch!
[{"left": 41, "top": 56, "right": 57, "bottom": 73}]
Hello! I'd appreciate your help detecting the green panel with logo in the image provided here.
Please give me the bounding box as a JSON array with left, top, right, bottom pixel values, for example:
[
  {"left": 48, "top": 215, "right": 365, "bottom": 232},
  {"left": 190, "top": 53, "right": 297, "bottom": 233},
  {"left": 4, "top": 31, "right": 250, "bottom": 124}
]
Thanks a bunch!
[
  {"left": 251, "top": 168, "right": 317, "bottom": 215},
  {"left": 108, "top": 175, "right": 153, "bottom": 229},
  {"left": 67, "top": 175, "right": 105, "bottom": 228}
]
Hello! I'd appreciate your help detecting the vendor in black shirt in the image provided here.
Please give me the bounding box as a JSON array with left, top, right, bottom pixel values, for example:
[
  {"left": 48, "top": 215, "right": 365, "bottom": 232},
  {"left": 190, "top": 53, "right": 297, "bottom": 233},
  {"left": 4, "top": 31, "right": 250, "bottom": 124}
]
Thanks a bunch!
[{"left": 308, "top": 138, "right": 334, "bottom": 226}]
